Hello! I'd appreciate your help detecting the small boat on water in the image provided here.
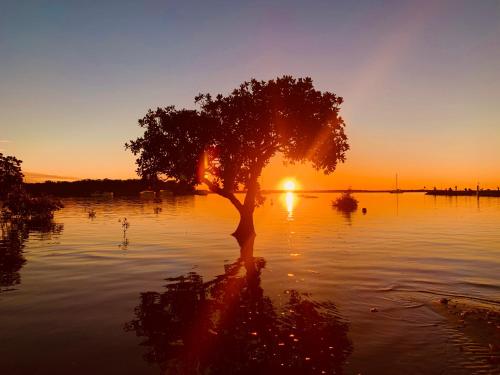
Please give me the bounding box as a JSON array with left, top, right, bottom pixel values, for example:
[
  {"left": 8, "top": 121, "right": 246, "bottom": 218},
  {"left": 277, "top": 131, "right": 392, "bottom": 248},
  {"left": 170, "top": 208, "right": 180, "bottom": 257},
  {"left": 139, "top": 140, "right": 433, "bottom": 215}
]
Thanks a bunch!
[
  {"left": 299, "top": 194, "right": 319, "bottom": 198},
  {"left": 158, "top": 189, "right": 174, "bottom": 197},
  {"left": 195, "top": 189, "right": 209, "bottom": 196},
  {"left": 90, "top": 191, "right": 114, "bottom": 198},
  {"left": 390, "top": 173, "right": 403, "bottom": 194},
  {"left": 139, "top": 190, "right": 156, "bottom": 199}
]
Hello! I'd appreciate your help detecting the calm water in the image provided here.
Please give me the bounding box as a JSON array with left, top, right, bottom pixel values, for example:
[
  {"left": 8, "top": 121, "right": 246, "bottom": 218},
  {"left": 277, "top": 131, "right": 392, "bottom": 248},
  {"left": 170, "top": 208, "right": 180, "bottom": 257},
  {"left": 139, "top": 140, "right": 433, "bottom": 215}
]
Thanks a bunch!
[{"left": 1, "top": 193, "right": 499, "bottom": 374}]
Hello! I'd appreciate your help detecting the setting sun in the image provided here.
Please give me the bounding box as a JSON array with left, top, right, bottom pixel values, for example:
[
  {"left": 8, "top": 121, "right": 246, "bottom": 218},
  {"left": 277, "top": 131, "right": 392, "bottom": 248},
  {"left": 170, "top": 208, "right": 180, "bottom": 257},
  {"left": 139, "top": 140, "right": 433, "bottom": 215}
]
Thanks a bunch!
[{"left": 283, "top": 179, "right": 297, "bottom": 191}]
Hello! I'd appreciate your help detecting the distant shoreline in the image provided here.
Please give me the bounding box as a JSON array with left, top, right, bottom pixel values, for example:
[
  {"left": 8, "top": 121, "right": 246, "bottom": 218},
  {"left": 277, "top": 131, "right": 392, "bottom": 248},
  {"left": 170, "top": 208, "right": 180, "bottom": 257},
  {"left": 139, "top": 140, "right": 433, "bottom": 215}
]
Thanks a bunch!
[
  {"left": 425, "top": 189, "right": 500, "bottom": 197},
  {"left": 24, "top": 179, "right": 500, "bottom": 197}
]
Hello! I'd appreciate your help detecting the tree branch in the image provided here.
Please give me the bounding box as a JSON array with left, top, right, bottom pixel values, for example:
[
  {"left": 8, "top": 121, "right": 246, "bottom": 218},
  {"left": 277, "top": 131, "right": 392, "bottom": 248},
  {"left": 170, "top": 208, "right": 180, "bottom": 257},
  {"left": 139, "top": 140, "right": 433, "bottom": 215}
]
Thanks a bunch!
[{"left": 202, "top": 177, "right": 243, "bottom": 212}]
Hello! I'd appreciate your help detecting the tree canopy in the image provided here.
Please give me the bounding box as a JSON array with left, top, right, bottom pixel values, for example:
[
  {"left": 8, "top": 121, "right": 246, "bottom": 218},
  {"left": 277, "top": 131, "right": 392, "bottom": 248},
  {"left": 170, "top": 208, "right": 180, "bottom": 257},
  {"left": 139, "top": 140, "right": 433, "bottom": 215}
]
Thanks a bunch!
[
  {"left": 127, "top": 76, "right": 349, "bottom": 240},
  {"left": 0, "top": 153, "right": 24, "bottom": 200}
]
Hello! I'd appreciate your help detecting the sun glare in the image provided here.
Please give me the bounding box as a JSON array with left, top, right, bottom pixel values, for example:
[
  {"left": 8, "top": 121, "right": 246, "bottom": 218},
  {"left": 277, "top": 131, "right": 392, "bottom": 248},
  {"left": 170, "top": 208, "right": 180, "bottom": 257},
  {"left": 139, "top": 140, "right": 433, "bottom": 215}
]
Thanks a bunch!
[{"left": 283, "top": 179, "right": 296, "bottom": 191}]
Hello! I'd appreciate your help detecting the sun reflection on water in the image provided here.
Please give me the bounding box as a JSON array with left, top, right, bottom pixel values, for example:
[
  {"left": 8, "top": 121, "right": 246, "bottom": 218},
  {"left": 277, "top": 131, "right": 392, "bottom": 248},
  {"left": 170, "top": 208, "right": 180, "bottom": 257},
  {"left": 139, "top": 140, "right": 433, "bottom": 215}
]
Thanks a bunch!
[{"left": 284, "top": 192, "right": 295, "bottom": 220}]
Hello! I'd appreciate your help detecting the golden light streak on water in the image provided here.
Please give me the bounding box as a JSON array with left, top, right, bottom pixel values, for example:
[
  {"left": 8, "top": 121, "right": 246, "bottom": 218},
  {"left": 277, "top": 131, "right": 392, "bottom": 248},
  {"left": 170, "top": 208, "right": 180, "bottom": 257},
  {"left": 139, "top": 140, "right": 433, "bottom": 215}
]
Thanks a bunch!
[{"left": 284, "top": 192, "right": 295, "bottom": 220}]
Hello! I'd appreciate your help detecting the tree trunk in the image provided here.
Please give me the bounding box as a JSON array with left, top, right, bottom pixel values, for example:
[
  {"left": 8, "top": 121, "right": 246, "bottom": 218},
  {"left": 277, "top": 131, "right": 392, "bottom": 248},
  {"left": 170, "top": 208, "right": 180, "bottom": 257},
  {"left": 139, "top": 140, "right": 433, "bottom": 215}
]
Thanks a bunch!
[
  {"left": 232, "top": 207, "right": 255, "bottom": 248},
  {"left": 239, "top": 233, "right": 255, "bottom": 260}
]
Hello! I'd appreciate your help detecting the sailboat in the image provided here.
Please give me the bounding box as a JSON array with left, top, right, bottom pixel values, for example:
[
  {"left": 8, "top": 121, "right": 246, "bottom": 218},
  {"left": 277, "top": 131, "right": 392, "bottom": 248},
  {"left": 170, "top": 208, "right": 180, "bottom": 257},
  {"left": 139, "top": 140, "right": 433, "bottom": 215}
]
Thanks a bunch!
[{"left": 390, "top": 173, "right": 403, "bottom": 194}]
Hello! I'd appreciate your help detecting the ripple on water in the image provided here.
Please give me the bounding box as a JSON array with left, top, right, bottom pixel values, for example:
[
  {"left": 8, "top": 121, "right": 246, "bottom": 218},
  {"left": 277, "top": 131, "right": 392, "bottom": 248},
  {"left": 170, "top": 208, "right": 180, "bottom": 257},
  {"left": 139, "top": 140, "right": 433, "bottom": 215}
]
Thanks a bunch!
[{"left": 0, "top": 193, "right": 499, "bottom": 374}]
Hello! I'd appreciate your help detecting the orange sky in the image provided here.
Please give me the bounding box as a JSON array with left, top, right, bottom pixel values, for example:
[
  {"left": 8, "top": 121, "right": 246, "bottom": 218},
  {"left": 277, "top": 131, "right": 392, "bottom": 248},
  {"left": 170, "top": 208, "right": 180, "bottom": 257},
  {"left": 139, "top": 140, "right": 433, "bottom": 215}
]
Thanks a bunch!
[{"left": 2, "top": 1, "right": 499, "bottom": 190}]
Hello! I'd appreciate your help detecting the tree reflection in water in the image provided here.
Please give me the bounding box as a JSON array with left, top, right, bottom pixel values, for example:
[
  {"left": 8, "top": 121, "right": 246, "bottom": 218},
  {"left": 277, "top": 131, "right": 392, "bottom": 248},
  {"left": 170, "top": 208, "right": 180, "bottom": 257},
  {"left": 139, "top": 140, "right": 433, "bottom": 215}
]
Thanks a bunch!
[
  {"left": 0, "top": 218, "right": 63, "bottom": 291},
  {"left": 125, "top": 239, "right": 352, "bottom": 374}
]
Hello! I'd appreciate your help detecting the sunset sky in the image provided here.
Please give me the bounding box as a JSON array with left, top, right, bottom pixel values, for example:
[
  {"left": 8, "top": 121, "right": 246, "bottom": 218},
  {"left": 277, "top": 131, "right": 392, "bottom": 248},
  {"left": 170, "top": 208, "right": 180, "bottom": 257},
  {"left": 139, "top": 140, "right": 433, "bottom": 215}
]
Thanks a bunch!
[{"left": 1, "top": 0, "right": 499, "bottom": 189}]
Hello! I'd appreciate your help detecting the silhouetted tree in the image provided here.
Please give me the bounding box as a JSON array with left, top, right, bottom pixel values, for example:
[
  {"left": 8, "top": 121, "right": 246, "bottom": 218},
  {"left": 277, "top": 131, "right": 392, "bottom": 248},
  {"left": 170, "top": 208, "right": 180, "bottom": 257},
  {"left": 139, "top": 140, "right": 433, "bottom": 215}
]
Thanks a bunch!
[
  {"left": 127, "top": 76, "right": 349, "bottom": 243},
  {"left": 0, "top": 153, "right": 62, "bottom": 220},
  {"left": 125, "top": 254, "right": 352, "bottom": 374},
  {"left": 0, "top": 153, "right": 23, "bottom": 200}
]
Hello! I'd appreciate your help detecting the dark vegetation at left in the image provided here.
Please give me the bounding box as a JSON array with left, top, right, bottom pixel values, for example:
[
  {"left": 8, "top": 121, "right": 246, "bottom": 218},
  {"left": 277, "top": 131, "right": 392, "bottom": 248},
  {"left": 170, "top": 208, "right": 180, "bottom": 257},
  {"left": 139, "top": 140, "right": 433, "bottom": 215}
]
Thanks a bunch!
[
  {"left": 1, "top": 153, "right": 65, "bottom": 291},
  {"left": 0, "top": 153, "right": 62, "bottom": 221}
]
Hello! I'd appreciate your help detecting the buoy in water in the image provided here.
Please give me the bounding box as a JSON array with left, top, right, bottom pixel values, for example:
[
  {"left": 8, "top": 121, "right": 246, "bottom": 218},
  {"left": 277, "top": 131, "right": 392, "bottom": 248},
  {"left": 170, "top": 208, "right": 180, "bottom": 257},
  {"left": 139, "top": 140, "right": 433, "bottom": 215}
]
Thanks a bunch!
[{"left": 362, "top": 207, "right": 367, "bottom": 214}]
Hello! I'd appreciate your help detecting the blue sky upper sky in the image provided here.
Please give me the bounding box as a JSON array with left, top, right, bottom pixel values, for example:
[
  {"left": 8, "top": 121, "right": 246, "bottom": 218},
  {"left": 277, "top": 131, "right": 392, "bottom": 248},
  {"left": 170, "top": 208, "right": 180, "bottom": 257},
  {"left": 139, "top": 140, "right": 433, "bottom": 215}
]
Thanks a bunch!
[{"left": 1, "top": 0, "right": 499, "bottom": 189}]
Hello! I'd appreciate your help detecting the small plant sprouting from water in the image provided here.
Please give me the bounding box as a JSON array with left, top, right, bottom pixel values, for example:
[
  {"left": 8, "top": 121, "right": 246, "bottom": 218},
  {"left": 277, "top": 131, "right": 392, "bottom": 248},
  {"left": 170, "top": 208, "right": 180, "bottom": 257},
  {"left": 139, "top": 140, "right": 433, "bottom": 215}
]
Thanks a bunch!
[
  {"left": 332, "top": 191, "right": 358, "bottom": 212},
  {"left": 88, "top": 208, "right": 96, "bottom": 219},
  {"left": 119, "top": 217, "right": 130, "bottom": 235},
  {"left": 118, "top": 217, "right": 130, "bottom": 250}
]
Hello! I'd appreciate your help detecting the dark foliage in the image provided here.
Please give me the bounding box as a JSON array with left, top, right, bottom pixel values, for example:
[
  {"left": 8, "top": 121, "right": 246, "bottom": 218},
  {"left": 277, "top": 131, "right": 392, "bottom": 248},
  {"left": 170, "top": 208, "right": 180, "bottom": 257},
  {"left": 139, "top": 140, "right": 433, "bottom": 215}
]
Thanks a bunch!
[
  {"left": 125, "top": 256, "right": 352, "bottom": 374},
  {"left": 0, "top": 153, "right": 24, "bottom": 200},
  {"left": 0, "top": 153, "right": 63, "bottom": 220},
  {"left": 2, "top": 188, "right": 63, "bottom": 220},
  {"left": 127, "top": 76, "right": 349, "bottom": 240},
  {"left": 332, "top": 192, "right": 358, "bottom": 212}
]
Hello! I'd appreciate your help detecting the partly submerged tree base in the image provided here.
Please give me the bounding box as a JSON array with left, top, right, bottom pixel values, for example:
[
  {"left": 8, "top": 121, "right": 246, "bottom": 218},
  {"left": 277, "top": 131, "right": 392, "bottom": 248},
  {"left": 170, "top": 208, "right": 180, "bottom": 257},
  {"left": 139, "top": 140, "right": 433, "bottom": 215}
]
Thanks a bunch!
[
  {"left": 232, "top": 212, "right": 256, "bottom": 257},
  {"left": 233, "top": 232, "right": 256, "bottom": 259},
  {"left": 332, "top": 191, "right": 358, "bottom": 212}
]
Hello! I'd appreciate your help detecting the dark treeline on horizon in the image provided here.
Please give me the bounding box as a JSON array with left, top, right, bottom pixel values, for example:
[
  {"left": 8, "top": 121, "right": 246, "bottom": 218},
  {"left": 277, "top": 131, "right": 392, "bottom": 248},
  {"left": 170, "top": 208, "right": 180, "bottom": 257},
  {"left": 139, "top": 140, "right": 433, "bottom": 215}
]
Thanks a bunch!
[
  {"left": 426, "top": 189, "right": 500, "bottom": 197},
  {"left": 25, "top": 179, "right": 194, "bottom": 197},
  {"left": 22, "top": 180, "right": 500, "bottom": 198}
]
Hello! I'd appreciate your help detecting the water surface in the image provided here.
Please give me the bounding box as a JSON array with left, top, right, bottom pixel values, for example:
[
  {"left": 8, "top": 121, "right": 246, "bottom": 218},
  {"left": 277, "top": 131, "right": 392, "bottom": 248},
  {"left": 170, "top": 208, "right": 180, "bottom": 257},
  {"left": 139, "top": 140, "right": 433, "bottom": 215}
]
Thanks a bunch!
[{"left": 1, "top": 193, "right": 499, "bottom": 374}]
